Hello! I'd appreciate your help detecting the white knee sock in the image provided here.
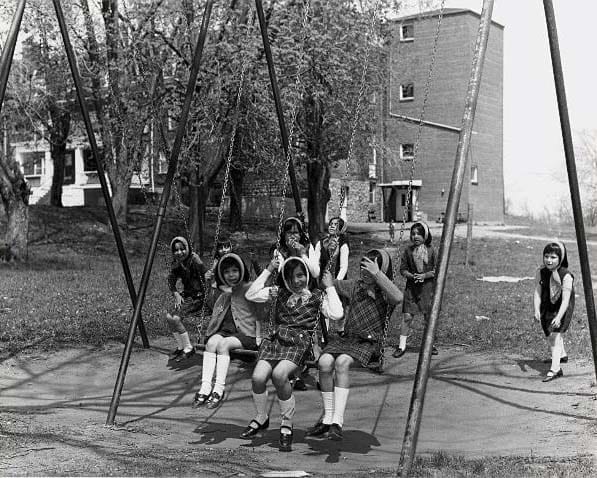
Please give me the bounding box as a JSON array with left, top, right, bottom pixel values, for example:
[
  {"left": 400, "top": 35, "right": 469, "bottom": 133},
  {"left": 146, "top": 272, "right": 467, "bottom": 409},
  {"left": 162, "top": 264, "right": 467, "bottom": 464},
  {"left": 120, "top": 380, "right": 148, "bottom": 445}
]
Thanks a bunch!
[
  {"left": 399, "top": 335, "right": 408, "bottom": 350},
  {"left": 199, "top": 352, "right": 216, "bottom": 395},
  {"left": 212, "top": 354, "right": 231, "bottom": 396},
  {"left": 331, "top": 387, "right": 349, "bottom": 427},
  {"left": 180, "top": 332, "right": 193, "bottom": 353},
  {"left": 173, "top": 332, "right": 183, "bottom": 350},
  {"left": 322, "top": 391, "right": 334, "bottom": 425},
  {"left": 253, "top": 390, "right": 269, "bottom": 425},
  {"left": 550, "top": 333, "right": 562, "bottom": 372},
  {"left": 279, "top": 395, "right": 296, "bottom": 432}
]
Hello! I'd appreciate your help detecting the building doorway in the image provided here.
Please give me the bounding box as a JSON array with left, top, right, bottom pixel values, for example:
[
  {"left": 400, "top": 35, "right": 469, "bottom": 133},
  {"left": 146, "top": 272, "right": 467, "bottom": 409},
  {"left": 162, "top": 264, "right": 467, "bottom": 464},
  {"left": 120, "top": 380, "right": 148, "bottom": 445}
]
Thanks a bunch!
[{"left": 381, "top": 183, "right": 420, "bottom": 222}]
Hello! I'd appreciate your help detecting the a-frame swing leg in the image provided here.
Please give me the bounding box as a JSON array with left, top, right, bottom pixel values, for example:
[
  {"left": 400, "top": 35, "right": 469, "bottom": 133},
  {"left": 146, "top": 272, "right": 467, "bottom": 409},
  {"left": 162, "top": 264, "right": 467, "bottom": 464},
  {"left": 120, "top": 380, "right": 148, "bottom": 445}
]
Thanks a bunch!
[
  {"left": 0, "top": 0, "right": 149, "bottom": 348},
  {"left": 106, "top": 0, "right": 216, "bottom": 426},
  {"left": 543, "top": 0, "right": 597, "bottom": 378},
  {"left": 399, "top": 1, "right": 495, "bottom": 476}
]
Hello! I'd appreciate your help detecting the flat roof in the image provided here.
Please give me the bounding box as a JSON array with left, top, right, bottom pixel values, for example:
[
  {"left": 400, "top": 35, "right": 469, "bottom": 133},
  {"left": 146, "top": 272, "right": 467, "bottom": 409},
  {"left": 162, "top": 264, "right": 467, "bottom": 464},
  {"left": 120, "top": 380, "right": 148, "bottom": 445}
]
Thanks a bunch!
[{"left": 393, "top": 8, "right": 504, "bottom": 29}]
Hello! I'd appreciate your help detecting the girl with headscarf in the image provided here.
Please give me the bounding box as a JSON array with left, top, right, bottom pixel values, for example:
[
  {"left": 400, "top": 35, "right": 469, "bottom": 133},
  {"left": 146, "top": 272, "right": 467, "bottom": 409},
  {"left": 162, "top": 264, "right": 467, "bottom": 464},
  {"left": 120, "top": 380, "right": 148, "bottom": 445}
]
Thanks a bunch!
[
  {"left": 166, "top": 236, "right": 207, "bottom": 362},
  {"left": 192, "top": 253, "right": 263, "bottom": 409},
  {"left": 271, "top": 217, "right": 321, "bottom": 279},
  {"left": 242, "top": 256, "right": 343, "bottom": 452},
  {"left": 533, "top": 240, "right": 574, "bottom": 382},
  {"left": 306, "top": 248, "right": 403, "bottom": 441},
  {"left": 393, "top": 221, "right": 438, "bottom": 359}
]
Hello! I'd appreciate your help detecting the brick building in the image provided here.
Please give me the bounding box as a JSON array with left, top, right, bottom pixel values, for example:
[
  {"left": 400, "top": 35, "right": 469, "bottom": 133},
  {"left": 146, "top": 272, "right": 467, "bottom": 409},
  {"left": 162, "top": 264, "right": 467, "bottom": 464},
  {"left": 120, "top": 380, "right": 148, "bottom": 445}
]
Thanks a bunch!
[{"left": 378, "top": 8, "right": 504, "bottom": 224}]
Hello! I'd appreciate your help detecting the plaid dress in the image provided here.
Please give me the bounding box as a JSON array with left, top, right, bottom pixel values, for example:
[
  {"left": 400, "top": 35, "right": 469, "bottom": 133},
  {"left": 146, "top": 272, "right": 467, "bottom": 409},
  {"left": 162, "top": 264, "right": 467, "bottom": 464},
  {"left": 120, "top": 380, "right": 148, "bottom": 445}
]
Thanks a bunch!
[
  {"left": 322, "top": 279, "right": 390, "bottom": 367},
  {"left": 257, "top": 288, "right": 322, "bottom": 366}
]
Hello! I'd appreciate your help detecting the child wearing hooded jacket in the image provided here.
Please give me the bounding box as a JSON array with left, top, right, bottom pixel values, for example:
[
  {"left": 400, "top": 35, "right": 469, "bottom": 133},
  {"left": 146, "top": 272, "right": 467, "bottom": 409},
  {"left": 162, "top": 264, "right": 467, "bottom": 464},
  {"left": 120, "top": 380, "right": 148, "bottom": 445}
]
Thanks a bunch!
[
  {"left": 242, "top": 256, "right": 343, "bottom": 452},
  {"left": 166, "top": 236, "right": 207, "bottom": 362},
  {"left": 192, "top": 253, "right": 263, "bottom": 408},
  {"left": 306, "top": 248, "right": 402, "bottom": 441}
]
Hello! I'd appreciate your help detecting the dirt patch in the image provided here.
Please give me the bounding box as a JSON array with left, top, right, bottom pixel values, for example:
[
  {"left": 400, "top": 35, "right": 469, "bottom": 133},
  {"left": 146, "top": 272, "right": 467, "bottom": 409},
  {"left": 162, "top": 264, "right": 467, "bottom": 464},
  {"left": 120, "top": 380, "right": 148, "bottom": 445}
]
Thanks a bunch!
[{"left": 1, "top": 339, "right": 596, "bottom": 476}]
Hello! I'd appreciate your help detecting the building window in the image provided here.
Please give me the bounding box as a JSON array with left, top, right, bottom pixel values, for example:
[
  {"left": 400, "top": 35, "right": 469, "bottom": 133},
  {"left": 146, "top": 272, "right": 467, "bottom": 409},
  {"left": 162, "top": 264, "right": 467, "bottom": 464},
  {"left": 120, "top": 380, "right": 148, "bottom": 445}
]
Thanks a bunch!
[
  {"left": 64, "top": 150, "right": 76, "bottom": 185},
  {"left": 400, "top": 143, "right": 415, "bottom": 161},
  {"left": 400, "top": 83, "right": 414, "bottom": 101},
  {"left": 369, "top": 147, "right": 377, "bottom": 179},
  {"left": 369, "top": 182, "right": 376, "bottom": 203},
  {"left": 21, "top": 151, "right": 45, "bottom": 176},
  {"left": 83, "top": 148, "right": 101, "bottom": 172},
  {"left": 158, "top": 151, "right": 168, "bottom": 174},
  {"left": 400, "top": 24, "right": 414, "bottom": 42},
  {"left": 471, "top": 165, "right": 478, "bottom": 185}
]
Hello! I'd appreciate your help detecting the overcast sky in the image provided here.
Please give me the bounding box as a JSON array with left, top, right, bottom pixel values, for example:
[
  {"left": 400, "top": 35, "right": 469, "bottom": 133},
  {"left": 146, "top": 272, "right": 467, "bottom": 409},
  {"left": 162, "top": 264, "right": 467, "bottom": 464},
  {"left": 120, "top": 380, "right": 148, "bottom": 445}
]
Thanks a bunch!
[{"left": 437, "top": 0, "right": 596, "bottom": 217}]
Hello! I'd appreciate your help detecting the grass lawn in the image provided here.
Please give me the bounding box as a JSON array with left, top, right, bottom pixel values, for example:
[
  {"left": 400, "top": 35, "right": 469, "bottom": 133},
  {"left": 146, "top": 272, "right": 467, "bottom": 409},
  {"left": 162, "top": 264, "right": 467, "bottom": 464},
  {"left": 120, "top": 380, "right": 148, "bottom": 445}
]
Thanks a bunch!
[{"left": 1, "top": 206, "right": 596, "bottom": 362}]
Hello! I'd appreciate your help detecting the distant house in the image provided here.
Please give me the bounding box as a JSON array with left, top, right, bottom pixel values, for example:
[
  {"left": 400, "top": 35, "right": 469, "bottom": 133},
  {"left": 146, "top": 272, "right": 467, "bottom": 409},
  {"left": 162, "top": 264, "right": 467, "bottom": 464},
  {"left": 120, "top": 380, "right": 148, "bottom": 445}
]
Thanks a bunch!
[{"left": 330, "top": 8, "right": 505, "bottom": 225}]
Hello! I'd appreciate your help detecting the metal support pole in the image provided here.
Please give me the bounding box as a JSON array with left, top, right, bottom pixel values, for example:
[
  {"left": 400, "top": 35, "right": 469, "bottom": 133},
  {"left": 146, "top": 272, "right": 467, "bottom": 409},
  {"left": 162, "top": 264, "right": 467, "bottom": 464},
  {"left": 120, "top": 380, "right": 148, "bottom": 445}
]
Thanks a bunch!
[
  {"left": 106, "top": 0, "right": 214, "bottom": 426},
  {"left": 52, "top": 0, "right": 149, "bottom": 348},
  {"left": 254, "top": 0, "right": 303, "bottom": 220},
  {"left": 0, "top": 0, "right": 27, "bottom": 116},
  {"left": 399, "top": 1, "right": 494, "bottom": 475},
  {"left": 543, "top": 0, "right": 597, "bottom": 380}
]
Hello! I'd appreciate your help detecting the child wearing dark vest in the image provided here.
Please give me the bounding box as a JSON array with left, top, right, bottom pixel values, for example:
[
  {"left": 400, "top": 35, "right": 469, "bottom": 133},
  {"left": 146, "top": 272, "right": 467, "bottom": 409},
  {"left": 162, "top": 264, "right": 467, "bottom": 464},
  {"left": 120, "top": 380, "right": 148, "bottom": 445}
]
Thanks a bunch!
[
  {"left": 242, "top": 256, "right": 342, "bottom": 452},
  {"left": 533, "top": 240, "right": 574, "bottom": 382}
]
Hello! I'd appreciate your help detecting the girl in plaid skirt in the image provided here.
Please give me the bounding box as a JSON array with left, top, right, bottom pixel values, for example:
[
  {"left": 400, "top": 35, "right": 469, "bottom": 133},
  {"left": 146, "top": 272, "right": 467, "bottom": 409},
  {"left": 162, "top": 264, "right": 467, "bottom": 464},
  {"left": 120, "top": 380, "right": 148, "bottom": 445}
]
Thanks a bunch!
[
  {"left": 242, "top": 256, "right": 343, "bottom": 451},
  {"left": 306, "top": 249, "right": 403, "bottom": 441}
]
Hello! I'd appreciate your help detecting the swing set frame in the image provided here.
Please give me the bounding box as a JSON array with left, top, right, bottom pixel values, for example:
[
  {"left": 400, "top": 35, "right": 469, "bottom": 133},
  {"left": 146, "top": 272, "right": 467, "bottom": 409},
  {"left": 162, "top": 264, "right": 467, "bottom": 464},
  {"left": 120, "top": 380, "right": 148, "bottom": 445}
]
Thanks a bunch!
[{"left": 1, "top": 1, "right": 596, "bottom": 476}]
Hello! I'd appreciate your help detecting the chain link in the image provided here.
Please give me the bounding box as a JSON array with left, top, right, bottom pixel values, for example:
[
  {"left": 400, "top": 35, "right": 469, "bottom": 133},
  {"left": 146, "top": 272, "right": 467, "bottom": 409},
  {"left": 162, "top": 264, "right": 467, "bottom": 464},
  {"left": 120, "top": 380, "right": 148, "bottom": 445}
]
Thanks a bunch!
[{"left": 375, "top": 1, "right": 446, "bottom": 372}]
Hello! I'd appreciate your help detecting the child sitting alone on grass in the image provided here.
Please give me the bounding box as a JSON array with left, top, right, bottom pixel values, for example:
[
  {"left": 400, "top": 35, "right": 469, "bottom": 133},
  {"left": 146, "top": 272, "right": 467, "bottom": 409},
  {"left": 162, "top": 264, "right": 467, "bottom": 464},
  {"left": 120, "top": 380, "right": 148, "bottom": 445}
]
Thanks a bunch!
[
  {"left": 393, "top": 221, "right": 438, "bottom": 358},
  {"left": 166, "top": 236, "right": 207, "bottom": 362},
  {"left": 533, "top": 240, "right": 574, "bottom": 382},
  {"left": 192, "top": 253, "right": 262, "bottom": 409}
]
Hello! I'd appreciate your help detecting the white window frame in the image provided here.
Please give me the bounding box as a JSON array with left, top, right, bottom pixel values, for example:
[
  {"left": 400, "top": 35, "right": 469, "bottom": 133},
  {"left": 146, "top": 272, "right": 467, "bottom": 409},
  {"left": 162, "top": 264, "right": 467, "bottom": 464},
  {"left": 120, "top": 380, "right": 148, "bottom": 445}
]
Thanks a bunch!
[
  {"left": 21, "top": 151, "right": 45, "bottom": 177},
  {"left": 400, "top": 23, "right": 414, "bottom": 42},
  {"left": 369, "top": 182, "right": 376, "bottom": 203},
  {"left": 400, "top": 143, "right": 415, "bottom": 161},
  {"left": 399, "top": 83, "right": 414, "bottom": 101}
]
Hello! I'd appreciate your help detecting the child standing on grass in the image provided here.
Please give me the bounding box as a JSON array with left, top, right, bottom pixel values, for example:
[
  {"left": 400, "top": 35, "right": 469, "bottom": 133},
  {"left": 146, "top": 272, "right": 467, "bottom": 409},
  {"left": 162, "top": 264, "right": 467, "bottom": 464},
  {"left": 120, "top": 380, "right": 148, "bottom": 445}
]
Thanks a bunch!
[
  {"left": 393, "top": 221, "right": 438, "bottom": 359},
  {"left": 533, "top": 240, "right": 574, "bottom": 382},
  {"left": 192, "top": 253, "right": 262, "bottom": 409},
  {"left": 306, "top": 249, "right": 402, "bottom": 441},
  {"left": 389, "top": 219, "right": 395, "bottom": 244},
  {"left": 318, "top": 216, "right": 350, "bottom": 281},
  {"left": 166, "top": 236, "right": 207, "bottom": 362},
  {"left": 242, "top": 256, "right": 343, "bottom": 452}
]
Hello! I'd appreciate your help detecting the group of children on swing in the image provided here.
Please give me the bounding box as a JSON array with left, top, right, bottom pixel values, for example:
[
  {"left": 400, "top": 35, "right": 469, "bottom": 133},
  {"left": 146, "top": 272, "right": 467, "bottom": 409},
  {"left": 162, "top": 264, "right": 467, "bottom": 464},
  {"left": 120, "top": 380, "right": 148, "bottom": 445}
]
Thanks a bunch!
[{"left": 164, "top": 215, "right": 575, "bottom": 451}]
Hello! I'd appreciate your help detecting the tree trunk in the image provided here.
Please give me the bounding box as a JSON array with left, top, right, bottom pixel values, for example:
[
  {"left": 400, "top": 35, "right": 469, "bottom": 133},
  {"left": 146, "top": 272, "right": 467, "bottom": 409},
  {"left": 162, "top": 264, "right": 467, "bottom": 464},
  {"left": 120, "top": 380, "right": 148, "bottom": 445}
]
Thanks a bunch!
[
  {"left": 4, "top": 197, "right": 29, "bottom": 261},
  {"left": 229, "top": 165, "right": 243, "bottom": 231},
  {"left": 110, "top": 173, "right": 130, "bottom": 227},
  {"left": 190, "top": 181, "right": 209, "bottom": 255},
  {"left": 48, "top": 106, "right": 71, "bottom": 207},
  {"left": 306, "top": 160, "right": 331, "bottom": 241}
]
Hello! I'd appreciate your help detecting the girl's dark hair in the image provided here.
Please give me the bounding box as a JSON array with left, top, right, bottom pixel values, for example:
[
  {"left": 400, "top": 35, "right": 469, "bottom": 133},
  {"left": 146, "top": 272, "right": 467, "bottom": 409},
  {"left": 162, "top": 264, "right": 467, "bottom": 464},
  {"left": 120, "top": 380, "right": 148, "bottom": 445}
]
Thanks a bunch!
[
  {"left": 364, "top": 249, "right": 393, "bottom": 281},
  {"left": 215, "top": 239, "right": 232, "bottom": 258},
  {"left": 328, "top": 216, "right": 346, "bottom": 232},
  {"left": 279, "top": 259, "right": 316, "bottom": 290},
  {"left": 543, "top": 243, "right": 568, "bottom": 268},
  {"left": 411, "top": 223, "right": 432, "bottom": 245},
  {"left": 279, "top": 217, "right": 310, "bottom": 252},
  {"left": 219, "top": 255, "right": 250, "bottom": 283}
]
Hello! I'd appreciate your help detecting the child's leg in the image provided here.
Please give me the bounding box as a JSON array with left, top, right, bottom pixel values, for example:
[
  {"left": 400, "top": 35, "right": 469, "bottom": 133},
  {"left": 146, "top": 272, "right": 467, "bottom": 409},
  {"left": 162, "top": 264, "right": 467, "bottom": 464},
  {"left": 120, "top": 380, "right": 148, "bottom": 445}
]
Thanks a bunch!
[
  {"left": 331, "top": 354, "right": 354, "bottom": 429},
  {"left": 272, "top": 360, "right": 298, "bottom": 433},
  {"left": 398, "top": 313, "right": 413, "bottom": 351},
  {"left": 558, "top": 333, "right": 568, "bottom": 359},
  {"left": 198, "top": 335, "right": 221, "bottom": 396},
  {"left": 251, "top": 360, "right": 272, "bottom": 424},
  {"left": 168, "top": 314, "right": 193, "bottom": 353},
  {"left": 212, "top": 336, "right": 243, "bottom": 396},
  {"left": 166, "top": 313, "right": 183, "bottom": 351},
  {"left": 550, "top": 332, "right": 563, "bottom": 372},
  {"left": 317, "top": 354, "right": 336, "bottom": 425}
]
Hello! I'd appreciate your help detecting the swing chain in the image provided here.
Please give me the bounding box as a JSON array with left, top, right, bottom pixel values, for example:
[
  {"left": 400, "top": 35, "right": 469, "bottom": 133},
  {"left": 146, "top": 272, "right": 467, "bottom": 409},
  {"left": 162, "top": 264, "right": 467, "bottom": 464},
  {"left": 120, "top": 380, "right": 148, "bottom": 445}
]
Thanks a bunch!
[{"left": 376, "top": 1, "right": 446, "bottom": 372}]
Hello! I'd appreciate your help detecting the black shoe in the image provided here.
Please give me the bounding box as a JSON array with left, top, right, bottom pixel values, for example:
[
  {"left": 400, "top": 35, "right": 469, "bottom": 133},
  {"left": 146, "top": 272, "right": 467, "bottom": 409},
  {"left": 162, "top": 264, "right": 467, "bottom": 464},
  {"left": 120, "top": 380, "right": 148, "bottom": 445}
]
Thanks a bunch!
[
  {"left": 168, "top": 348, "right": 184, "bottom": 360},
  {"left": 192, "top": 391, "right": 210, "bottom": 408},
  {"left": 206, "top": 391, "right": 224, "bottom": 409},
  {"left": 543, "top": 356, "right": 568, "bottom": 364},
  {"left": 279, "top": 426, "right": 293, "bottom": 452},
  {"left": 393, "top": 347, "right": 406, "bottom": 358},
  {"left": 305, "top": 422, "right": 330, "bottom": 437},
  {"left": 293, "top": 377, "right": 307, "bottom": 391},
  {"left": 543, "top": 368, "right": 563, "bottom": 382},
  {"left": 328, "top": 423, "right": 343, "bottom": 441},
  {"left": 175, "top": 348, "right": 196, "bottom": 362},
  {"left": 240, "top": 418, "right": 269, "bottom": 439}
]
